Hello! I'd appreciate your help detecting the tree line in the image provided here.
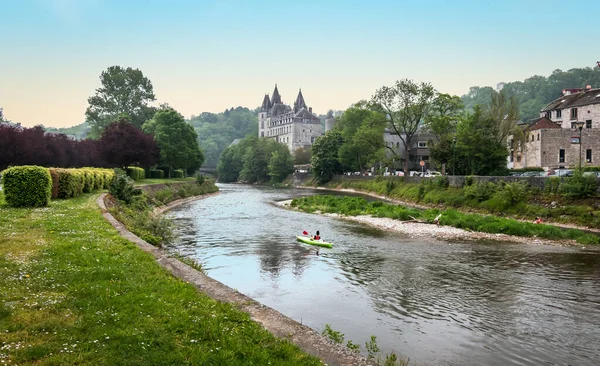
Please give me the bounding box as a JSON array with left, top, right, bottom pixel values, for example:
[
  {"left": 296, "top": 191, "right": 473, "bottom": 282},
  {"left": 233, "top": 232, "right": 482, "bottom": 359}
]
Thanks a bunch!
[
  {"left": 310, "top": 79, "right": 519, "bottom": 183},
  {"left": 462, "top": 66, "right": 600, "bottom": 122},
  {"left": 2, "top": 66, "right": 204, "bottom": 176}
]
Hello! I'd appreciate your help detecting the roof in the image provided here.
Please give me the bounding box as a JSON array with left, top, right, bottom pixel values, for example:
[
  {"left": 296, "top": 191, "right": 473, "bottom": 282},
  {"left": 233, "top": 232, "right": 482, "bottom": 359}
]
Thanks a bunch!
[
  {"left": 293, "top": 89, "right": 307, "bottom": 113},
  {"left": 524, "top": 117, "right": 561, "bottom": 132},
  {"left": 294, "top": 108, "right": 320, "bottom": 123},
  {"left": 260, "top": 94, "right": 271, "bottom": 112},
  {"left": 270, "top": 103, "right": 291, "bottom": 116},
  {"left": 271, "top": 84, "right": 282, "bottom": 105},
  {"left": 541, "top": 88, "right": 600, "bottom": 111}
]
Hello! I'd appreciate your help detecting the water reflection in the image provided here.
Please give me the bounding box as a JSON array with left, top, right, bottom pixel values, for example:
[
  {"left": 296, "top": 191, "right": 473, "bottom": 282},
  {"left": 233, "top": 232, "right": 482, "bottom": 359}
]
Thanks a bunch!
[{"left": 166, "top": 184, "right": 600, "bottom": 366}]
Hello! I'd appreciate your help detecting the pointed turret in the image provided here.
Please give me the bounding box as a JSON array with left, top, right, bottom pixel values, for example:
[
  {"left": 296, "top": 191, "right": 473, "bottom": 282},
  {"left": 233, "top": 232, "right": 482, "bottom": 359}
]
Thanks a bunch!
[
  {"left": 271, "top": 84, "right": 282, "bottom": 105},
  {"left": 293, "top": 89, "right": 308, "bottom": 113},
  {"left": 261, "top": 94, "right": 271, "bottom": 111}
]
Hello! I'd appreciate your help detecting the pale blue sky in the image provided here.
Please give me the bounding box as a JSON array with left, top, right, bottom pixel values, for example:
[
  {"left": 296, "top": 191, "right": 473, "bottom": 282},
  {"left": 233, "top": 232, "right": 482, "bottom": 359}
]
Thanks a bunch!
[{"left": 2, "top": 0, "right": 599, "bottom": 127}]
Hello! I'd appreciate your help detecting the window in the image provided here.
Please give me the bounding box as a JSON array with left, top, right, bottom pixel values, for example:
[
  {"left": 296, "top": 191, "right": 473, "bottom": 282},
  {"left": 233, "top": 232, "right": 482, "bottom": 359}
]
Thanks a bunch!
[
  {"left": 571, "top": 136, "right": 581, "bottom": 144},
  {"left": 261, "top": 132, "right": 264, "bottom": 137},
  {"left": 517, "top": 154, "right": 521, "bottom": 163},
  {"left": 537, "top": 133, "right": 540, "bottom": 141},
  {"left": 587, "top": 149, "right": 592, "bottom": 163},
  {"left": 510, "top": 151, "right": 514, "bottom": 162},
  {"left": 556, "top": 109, "right": 562, "bottom": 118},
  {"left": 531, "top": 135, "right": 534, "bottom": 142},
  {"left": 571, "top": 108, "right": 578, "bottom": 120},
  {"left": 261, "top": 121, "right": 264, "bottom": 129},
  {"left": 586, "top": 120, "right": 592, "bottom": 129},
  {"left": 422, "top": 155, "right": 429, "bottom": 161},
  {"left": 418, "top": 141, "right": 427, "bottom": 148},
  {"left": 559, "top": 149, "right": 565, "bottom": 163},
  {"left": 545, "top": 111, "right": 551, "bottom": 119}
]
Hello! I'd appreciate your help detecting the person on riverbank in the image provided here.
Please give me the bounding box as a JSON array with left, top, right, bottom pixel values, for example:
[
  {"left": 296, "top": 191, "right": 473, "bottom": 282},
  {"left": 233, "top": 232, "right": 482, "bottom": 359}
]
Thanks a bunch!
[{"left": 534, "top": 217, "right": 543, "bottom": 224}]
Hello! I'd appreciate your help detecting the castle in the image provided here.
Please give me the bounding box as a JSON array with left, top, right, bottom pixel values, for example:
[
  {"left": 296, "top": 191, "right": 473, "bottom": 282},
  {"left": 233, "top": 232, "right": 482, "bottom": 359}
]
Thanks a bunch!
[{"left": 258, "top": 85, "right": 323, "bottom": 151}]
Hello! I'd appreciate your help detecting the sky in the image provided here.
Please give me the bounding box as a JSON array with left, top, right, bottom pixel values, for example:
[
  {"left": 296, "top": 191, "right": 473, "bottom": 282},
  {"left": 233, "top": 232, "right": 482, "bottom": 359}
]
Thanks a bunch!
[{"left": 2, "top": 0, "right": 600, "bottom": 128}]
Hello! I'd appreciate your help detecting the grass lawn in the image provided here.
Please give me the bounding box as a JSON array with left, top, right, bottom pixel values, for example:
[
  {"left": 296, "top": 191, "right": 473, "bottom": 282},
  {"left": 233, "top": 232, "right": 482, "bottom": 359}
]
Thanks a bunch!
[
  {"left": 133, "top": 177, "right": 196, "bottom": 186},
  {"left": 0, "top": 190, "right": 321, "bottom": 365}
]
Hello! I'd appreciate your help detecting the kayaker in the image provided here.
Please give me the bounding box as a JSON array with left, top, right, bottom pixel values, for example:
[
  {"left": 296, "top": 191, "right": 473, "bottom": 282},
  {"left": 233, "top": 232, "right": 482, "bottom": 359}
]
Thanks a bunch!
[{"left": 312, "top": 230, "right": 321, "bottom": 240}]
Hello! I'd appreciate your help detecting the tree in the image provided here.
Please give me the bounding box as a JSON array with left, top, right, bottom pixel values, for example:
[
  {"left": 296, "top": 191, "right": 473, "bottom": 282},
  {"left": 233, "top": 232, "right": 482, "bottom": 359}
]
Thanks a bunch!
[
  {"left": 370, "top": 79, "right": 436, "bottom": 173},
  {"left": 293, "top": 146, "right": 311, "bottom": 165},
  {"left": 311, "top": 130, "right": 344, "bottom": 184},
  {"left": 143, "top": 108, "right": 204, "bottom": 177},
  {"left": 454, "top": 107, "right": 508, "bottom": 176},
  {"left": 336, "top": 102, "right": 386, "bottom": 172},
  {"left": 425, "top": 93, "right": 464, "bottom": 170},
  {"left": 268, "top": 145, "right": 295, "bottom": 183},
  {"left": 486, "top": 89, "right": 520, "bottom": 145},
  {"left": 98, "top": 118, "right": 159, "bottom": 169},
  {"left": 86, "top": 66, "right": 156, "bottom": 138}
]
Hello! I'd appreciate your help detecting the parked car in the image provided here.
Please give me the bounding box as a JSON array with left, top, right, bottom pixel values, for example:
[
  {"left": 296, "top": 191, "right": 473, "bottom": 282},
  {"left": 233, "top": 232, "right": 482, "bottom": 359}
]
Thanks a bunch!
[
  {"left": 582, "top": 171, "right": 600, "bottom": 178},
  {"left": 424, "top": 171, "right": 442, "bottom": 178},
  {"left": 409, "top": 171, "right": 422, "bottom": 177},
  {"left": 547, "top": 169, "right": 574, "bottom": 177},
  {"left": 521, "top": 171, "right": 545, "bottom": 177}
]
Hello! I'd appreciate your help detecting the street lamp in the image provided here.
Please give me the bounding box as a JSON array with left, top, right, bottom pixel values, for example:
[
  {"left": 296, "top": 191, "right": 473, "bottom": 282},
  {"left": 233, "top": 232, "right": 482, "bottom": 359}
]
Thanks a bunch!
[
  {"left": 452, "top": 136, "right": 457, "bottom": 176},
  {"left": 576, "top": 121, "right": 585, "bottom": 171}
]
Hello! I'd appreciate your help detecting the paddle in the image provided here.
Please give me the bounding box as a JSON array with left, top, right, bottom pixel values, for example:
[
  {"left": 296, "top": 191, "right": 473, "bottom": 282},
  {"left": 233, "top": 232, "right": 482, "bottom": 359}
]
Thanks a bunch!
[{"left": 302, "top": 230, "right": 308, "bottom": 236}]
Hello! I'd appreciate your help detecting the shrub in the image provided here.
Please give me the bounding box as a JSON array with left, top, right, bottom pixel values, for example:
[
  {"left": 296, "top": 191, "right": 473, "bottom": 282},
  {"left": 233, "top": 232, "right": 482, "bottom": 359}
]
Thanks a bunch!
[
  {"left": 196, "top": 174, "right": 205, "bottom": 185},
  {"left": 1, "top": 166, "right": 52, "bottom": 207},
  {"left": 56, "top": 169, "right": 79, "bottom": 199},
  {"left": 102, "top": 170, "right": 113, "bottom": 189},
  {"left": 464, "top": 175, "right": 475, "bottom": 187},
  {"left": 49, "top": 169, "right": 60, "bottom": 199},
  {"left": 93, "top": 170, "right": 105, "bottom": 190},
  {"left": 544, "top": 177, "right": 561, "bottom": 194},
  {"left": 150, "top": 169, "right": 165, "bottom": 179},
  {"left": 173, "top": 169, "right": 185, "bottom": 178},
  {"left": 109, "top": 169, "right": 142, "bottom": 204},
  {"left": 560, "top": 171, "right": 598, "bottom": 198},
  {"left": 463, "top": 181, "right": 496, "bottom": 202},
  {"left": 126, "top": 166, "right": 146, "bottom": 181},
  {"left": 82, "top": 169, "right": 95, "bottom": 193}
]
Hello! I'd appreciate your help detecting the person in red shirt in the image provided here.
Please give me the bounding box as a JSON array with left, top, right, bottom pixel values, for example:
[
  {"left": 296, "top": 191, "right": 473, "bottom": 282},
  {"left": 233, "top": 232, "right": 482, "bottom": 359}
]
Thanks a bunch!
[{"left": 312, "top": 230, "right": 321, "bottom": 240}]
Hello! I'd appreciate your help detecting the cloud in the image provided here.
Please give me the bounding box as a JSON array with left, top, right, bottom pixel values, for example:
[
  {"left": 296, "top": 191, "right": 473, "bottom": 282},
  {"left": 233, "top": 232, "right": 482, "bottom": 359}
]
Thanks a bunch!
[{"left": 42, "top": 0, "right": 100, "bottom": 23}]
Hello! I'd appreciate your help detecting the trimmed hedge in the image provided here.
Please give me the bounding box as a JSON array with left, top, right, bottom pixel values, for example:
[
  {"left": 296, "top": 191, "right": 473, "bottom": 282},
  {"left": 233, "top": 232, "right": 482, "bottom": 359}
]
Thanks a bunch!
[
  {"left": 1, "top": 166, "right": 52, "bottom": 207},
  {"left": 173, "top": 169, "right": 184, "bottom": 178},
  {"left": 150, "top": 169, "right": 165, "bottom": 179},
  {"left": 49, "top": 168, "right": 115, "bottom": 199},
  {"left": 126, "top": 166, "right": 146, "bottom": 181}
]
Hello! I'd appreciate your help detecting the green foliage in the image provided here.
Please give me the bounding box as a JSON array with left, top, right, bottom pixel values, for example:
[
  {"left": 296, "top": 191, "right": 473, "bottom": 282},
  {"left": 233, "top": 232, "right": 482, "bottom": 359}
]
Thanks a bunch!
[
  {"left": 196, "top": 174, "right": 205, "bottom": 185},
  {"left": 109, "top": 169, "right": 142, "bottom": 204},
  {"left": 322, "top": 324, "right": 345, "bottom": 344},
  {"left": 268, "top": 146, "right": 295, "bottom": 183},
  {"left": 55, "top": 168, "right": 85, "bottom": 199},
  {"left": 143, "top": 108, "right": 204, "bottom": 176},
  {"left": 463, "top": 181, "right": 497, "bottom": 202},
  {"left": 365, "top": 335, "right": 380, "bottom": 360},
  {"left": 346, "top": 340, "right": 360, "bottom": 353},
  {"left": 559, "top": 171, "right": 598, "bottom": 198},
  {"left": 293, "top": 146, "right": 311, "bottom": 165},
  {"left": 311, "top": 130, "right": 344, "bottom": 184},
  {"left": 150, "top": 169, "right": 165, "bottom": 178},
  {"left": 1, "top": 166, "right": 52, "bottom": 207},
  {"left": 86, "top": 66, "right": 157, "bottom": 138},
  {"left": 187, "top": 108, "right": 258, "bottom": 167},
  {"left": 173, "top": 169, "right": 185, "bottom": 178},
  {"left": 126, "top": 166, "right": 146, "bottom": 181},
  {"left": 462, "top": 67, "right": 600, "bottom": 122}
]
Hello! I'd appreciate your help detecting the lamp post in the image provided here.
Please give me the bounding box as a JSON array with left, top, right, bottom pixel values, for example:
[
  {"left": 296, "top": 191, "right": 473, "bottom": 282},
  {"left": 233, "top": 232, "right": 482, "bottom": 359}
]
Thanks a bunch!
[
  {"left": 576, "top": 121, "right": 585, "bottom": 171},
  {"left": 452, "top": 136, "right": 457, "bottom": 176}
]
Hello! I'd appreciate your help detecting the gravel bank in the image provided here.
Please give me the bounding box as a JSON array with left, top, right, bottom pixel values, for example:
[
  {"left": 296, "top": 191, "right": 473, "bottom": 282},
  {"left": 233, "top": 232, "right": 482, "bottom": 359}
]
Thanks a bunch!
[{"left": 275, "top": 199, "right": 575, "bottom": 247}]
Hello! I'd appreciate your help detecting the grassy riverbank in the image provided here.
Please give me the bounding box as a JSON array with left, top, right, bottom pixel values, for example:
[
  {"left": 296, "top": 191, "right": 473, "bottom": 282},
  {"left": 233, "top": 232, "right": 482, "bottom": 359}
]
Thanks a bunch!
[
  {"left": 0, "top": 190, "right": 321, "bottom": 365},
  {"left": 321, "top": 176, "right": 600, "bottom": 230},
  {"left": 291, "top": 195, "right": 600, "bottom": 245}
]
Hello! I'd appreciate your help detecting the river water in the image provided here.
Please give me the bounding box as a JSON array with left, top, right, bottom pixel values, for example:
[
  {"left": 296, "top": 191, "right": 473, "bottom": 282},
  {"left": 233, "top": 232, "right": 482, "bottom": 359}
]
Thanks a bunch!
[{"left": 166, "top": 184, "right": 600, "bottom": 366}]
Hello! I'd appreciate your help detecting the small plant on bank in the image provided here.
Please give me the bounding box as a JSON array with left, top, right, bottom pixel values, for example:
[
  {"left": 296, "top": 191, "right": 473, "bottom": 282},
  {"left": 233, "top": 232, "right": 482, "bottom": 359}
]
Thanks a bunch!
[
  {"left": 196, "top": 174, "right": 205, "bottom": 185},
  {"left": 559, "top": 171, "right": 598, "bottom": 198},
  {"left": 322, "top": 323, "right": 345, "bottom": 344},
  {"left": 365, "top": 335, "right": 380, "bottom": 360},
  {"left": 109, "top": 169, "right": 142, "bottom": 204}
]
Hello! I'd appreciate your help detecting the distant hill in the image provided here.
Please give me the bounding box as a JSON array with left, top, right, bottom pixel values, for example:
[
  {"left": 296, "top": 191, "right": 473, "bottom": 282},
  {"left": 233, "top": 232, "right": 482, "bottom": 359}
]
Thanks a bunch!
[
  {"left": 187, "top": 107, "right": 258, "bottom": 168},
  {"left": 461, "top": 66, "right": 600, "bottom": 122},
  {"left": 44, "top": 122, "right": 91, "bottom": 140}
]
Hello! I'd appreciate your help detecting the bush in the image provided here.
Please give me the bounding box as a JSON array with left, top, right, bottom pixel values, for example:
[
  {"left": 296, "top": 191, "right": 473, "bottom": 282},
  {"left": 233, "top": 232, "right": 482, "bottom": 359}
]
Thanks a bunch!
[
  {"left": 463, "top": 181, "right": 497, "bottom": 202},
  {"left": 82, "top": 169, "right": 95, "bottom": 193},
  {"left": 55, "top": 169, "right": 84, "bottom": 199},
  {"left": 173, "top": 169, "right": 184, "bottom": 178},
  {"left": 560, "top": 171, "right": 598, "bottom": 198},
  {"left": 1, "top": 166, "right": 52, "bottom": 207},
  {"left": 196, "top": 174, "right": 205, "bottom": 185},
  {"left": 109, "top": 169, "right": 142, "bottom": 204},
  {"left": 126, "top": 166, "right": 146, "bottom": 181},
  {"left": 49, "top": 169, "right": 60, "bottom": 199},
  {"left": 150, "top": 169, "right": 165, "bottom": 179},
  {"left": 544, "top": 177, "right": 561, "bottom": 194}
]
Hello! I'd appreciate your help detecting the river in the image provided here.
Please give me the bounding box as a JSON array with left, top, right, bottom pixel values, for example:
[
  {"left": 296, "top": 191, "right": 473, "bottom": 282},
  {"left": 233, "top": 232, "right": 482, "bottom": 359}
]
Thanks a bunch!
[{"left": 165, "top": 184, "right": 600, "bottom": 366}]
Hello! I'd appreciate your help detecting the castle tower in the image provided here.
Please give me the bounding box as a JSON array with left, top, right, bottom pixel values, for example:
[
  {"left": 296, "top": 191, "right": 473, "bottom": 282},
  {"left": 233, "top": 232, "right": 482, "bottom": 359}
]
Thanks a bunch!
[
  {"left": 258, "top": 94, "right": 271, "bottom": 138},
  {"left": 271, "top": 84, "right": 282, "bottom": 105},
  {"left": 293, "top": 89, "right": 307, "bottom": 113}
]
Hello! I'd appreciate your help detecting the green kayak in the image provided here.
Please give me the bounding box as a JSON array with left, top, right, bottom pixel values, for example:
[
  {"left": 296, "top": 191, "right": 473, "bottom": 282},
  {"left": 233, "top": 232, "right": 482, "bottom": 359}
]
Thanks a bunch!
[{"left": 296, "top": 236, "right": 333, "bottom": 248}]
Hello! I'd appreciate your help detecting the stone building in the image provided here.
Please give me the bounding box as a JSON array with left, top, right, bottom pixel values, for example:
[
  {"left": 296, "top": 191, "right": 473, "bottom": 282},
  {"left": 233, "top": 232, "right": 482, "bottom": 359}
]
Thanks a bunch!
[
  {"left": 257, "top": 85, "right": 322, "bottom": 152},
  {"left": 510, "top": 87, "right": 600, "bottom": 170}
]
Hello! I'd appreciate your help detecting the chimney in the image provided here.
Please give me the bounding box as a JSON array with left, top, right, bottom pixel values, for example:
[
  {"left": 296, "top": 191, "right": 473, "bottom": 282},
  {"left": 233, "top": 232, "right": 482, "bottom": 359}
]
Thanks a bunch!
[{"left": 309, "top": 107, "right": 312, "bottom": 113}]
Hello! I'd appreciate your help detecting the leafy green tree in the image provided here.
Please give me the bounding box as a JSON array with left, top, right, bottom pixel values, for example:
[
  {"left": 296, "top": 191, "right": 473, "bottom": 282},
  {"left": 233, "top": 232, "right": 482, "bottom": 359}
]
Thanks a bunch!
[
  {"left": 454, "top": 107, "right": 508, "bottom": 176},
  {"left": 425, "top": 93, "right": 464, "bottom": 171},
  {"left": 86, "top": 66, "right": 157, "bottom": 138},
  {"left": 486, "top": 89, "right": 520, "bottom": 145},
  {"left": 311, "top": 130, "right": 344, "bottom": 184},
  {"left": 143, "top": 108, "right": 204, "bottom": 177},
  {"left": 336, "top": 102, "right": 386, "bottom": 172},
  {"left": 293, "top": 146, "right": 311, "bottom": 165},
  {"left": 268, "top": 145, "right": 295, "bottom": 183},
  {"left": 371, "top": 79, "right": 436, "bottom": 173}
]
